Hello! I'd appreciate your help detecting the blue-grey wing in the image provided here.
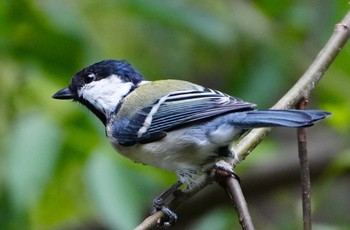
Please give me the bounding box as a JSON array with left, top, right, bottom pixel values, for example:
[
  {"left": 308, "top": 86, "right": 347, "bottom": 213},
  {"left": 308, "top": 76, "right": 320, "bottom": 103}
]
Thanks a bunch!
[{"left": 113, "top": 88, "right": 255, "bottom": 146}]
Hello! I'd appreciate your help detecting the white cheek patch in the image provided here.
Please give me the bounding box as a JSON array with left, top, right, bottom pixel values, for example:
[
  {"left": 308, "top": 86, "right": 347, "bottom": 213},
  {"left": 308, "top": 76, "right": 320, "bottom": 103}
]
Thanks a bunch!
[{"left": 78, "top": 74, "right": 134, "bottom": 116}]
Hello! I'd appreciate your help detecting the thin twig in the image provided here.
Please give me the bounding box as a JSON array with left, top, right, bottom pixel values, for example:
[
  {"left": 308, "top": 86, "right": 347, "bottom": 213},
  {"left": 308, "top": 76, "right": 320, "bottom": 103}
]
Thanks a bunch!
[
  {"left": 134, "top": 211, "right": 163, "bottom": 230},
  {"left": 134, "top": 10, "right": 350, "bottom": 230},
  {"left": 215, "top": 160, "right": 254, "bottom": 229},
  {"left": 297, "top": 99, "right": 312, "bottom": 230},
  {"left": 225, "top": 176, "right": 255, "bottom": 230}
]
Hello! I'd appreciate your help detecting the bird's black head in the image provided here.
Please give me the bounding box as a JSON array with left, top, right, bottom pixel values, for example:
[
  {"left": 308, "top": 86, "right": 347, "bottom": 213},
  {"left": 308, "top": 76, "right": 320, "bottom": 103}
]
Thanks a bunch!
[{"left": 52, "top": 60, "right": 145, "bottom": 124}]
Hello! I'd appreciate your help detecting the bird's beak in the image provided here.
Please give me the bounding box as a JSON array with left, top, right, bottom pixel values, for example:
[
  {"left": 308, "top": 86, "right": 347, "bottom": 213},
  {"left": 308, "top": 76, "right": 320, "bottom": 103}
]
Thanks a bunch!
[{"left": 52, "top": 87, "right": 74, "bottom": 100}]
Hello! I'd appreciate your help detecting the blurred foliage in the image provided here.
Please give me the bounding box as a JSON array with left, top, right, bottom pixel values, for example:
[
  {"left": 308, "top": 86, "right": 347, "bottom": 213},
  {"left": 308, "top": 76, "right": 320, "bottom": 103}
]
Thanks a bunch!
[{"left": 0, "top": 0, "right": 349, "bottom": 229}]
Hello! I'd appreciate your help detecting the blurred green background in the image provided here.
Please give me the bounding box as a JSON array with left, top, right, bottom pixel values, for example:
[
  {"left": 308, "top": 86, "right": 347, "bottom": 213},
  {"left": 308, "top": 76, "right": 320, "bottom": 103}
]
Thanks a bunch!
[{"left": 1, "top": 0, "right": 350, "bottom": 229}]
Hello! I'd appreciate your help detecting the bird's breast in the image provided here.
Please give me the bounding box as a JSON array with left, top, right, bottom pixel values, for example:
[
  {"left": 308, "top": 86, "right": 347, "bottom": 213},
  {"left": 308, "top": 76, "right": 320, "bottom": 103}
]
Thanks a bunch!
[{"left": 108, "top": 127, "right": 223, "bottom": 174}]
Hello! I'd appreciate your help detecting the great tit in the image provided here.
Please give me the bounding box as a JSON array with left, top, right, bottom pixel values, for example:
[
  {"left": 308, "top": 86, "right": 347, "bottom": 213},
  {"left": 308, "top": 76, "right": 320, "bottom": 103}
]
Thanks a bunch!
[{"left": 52, "top": 59, "right": 330, "bottom": 224}]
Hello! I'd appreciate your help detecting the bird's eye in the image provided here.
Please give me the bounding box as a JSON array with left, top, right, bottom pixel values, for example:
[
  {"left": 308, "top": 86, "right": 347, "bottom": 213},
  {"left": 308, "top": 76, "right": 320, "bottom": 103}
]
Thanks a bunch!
[{"left": 83, "top": 73, "right": 96, "bottom": 84}]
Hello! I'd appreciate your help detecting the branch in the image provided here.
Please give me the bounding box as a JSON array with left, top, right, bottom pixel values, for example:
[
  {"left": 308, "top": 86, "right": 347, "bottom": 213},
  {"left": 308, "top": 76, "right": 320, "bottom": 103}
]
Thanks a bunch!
[
  {"left": 134, "top": 211, "right": 163, "bottom": 230},
  {"left": 297, "top": 99, "right": 312, "bottom": 230},
  {"left": 214, "top": 160, "right": 255, "bottom": 229},
  {"left": 224, "top": 176, "right": 255, "bottom": 230},
  {"left": 134, "top": 10, "right": 350, "bottom": 230},
  {"left": 233, "top": 10, "right": 350, "bottom": 164}
]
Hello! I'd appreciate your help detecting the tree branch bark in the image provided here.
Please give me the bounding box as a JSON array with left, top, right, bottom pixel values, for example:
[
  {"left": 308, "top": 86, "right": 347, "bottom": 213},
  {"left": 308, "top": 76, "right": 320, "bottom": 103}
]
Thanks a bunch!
[
  {"left": 134, "top": 9, "right": 350, "bottom": 230},
  {"left": 224, "top": 176, "right": 255, "bottom": 230},
  {"left": 297, "top": 99, "right": 312, "bottom": 230}
]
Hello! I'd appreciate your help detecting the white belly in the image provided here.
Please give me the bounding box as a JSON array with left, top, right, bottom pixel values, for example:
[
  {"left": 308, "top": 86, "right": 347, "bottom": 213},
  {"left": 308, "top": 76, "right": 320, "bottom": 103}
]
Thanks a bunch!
[
  {"left": 108, "top": 123, "right": 241, "bottom": 183},
  {"left": 110, "top": 128, "right": 215, "bottom": 172}
]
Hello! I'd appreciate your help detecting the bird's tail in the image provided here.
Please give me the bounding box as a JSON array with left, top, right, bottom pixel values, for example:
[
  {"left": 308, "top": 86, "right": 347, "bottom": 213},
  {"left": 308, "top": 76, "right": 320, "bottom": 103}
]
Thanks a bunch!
[{"left": 230, "top": 110, "right": 331, "bottom": 128}]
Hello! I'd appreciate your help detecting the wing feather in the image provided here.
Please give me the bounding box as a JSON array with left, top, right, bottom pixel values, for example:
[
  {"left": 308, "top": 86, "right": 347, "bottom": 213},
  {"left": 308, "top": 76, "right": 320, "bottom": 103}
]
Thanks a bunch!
[{"left": 113, "top": 88, "right": 255, "bottom": 145}]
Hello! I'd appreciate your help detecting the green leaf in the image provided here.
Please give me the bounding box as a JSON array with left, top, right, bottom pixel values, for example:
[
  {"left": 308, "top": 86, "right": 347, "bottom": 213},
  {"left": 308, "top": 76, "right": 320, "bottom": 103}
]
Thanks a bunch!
[
  {"left": 191, "top": 208, "right": 236, "bottom": 230},
  {"left": 121, "top": 0, "right": 233, "bottom": 45},
  {"left": 3, "top": 0, "right": 84, "bottom": 75},
  {"left": 5, "top": 113, "right": 62, "bottom": 214},
  {"left": 85, "top": 149, "right": 151, "bottom": 229}
]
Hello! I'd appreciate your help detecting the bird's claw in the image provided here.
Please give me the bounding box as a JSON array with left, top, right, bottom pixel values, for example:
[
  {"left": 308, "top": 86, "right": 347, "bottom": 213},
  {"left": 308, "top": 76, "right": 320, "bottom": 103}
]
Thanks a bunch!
[
  {"left": 158, "top": 206, "right": 178, "bottom": 227},
  {"left": 214, "top": 160, "right": 240, "bottom": 182},
  {"left": 151, "top": 197, "right": 177, "bottom": 226},
  {"left": 151, "top": 196, "right": 164, "bottom": 214}
]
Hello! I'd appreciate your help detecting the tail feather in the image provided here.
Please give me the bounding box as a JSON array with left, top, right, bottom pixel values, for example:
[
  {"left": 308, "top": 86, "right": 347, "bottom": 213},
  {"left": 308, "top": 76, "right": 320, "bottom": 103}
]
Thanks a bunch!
[{"left": 231, "top": 110, "right": 331, "bottom": 128}]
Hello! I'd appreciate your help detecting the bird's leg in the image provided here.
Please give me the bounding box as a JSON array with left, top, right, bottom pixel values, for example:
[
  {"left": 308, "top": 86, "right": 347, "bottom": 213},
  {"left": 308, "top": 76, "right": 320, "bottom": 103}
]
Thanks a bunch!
[
  {"left": 152, "top": 180, "right": 183, "bottom": 212},
  {"left": 151, "top": 180, "right": 183, "bottom": 226}
]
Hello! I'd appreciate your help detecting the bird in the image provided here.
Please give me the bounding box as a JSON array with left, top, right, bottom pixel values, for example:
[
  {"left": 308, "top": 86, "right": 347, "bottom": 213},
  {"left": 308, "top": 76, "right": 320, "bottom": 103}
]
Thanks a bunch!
[{"left": 52, "top": 59, "right": 330, "bottom": 224}]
